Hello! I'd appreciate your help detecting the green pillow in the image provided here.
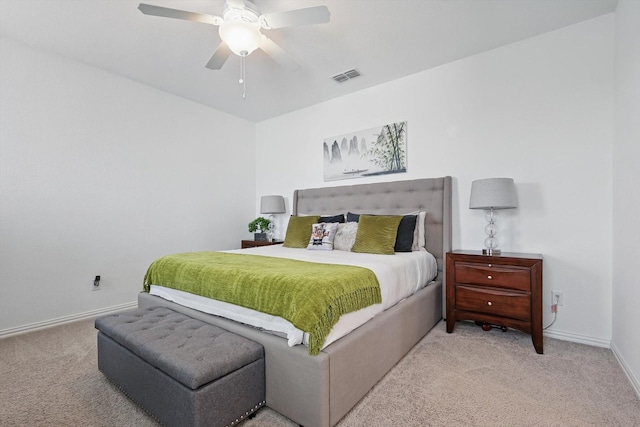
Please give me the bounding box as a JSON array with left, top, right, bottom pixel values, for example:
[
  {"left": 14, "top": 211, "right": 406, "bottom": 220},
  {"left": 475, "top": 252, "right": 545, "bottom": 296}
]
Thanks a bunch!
[
  {"left": 351, "top": 214, "right": 403, "bottom": 255},
  {"left": 283, "top": 215, "right": 320, "bottom": 248}
]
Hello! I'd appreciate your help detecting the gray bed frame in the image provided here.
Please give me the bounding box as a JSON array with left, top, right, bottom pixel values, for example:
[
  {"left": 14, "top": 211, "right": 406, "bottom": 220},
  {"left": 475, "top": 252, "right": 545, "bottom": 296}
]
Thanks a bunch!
[{"left": 138, "top": 176, "right": 452, "bottom": 427}]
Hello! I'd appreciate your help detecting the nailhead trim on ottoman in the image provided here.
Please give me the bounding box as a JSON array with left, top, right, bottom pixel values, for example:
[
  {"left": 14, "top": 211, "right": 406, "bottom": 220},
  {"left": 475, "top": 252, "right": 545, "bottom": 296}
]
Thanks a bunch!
[{"left": 96, "top": 307, "right": 265, "bottom": 427}]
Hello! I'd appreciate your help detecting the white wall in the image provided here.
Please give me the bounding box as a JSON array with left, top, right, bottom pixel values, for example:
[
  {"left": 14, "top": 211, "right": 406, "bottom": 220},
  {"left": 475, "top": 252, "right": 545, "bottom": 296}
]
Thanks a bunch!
[
  {"left": 612, "top": 1, "right": 640, "bottom": 395},
  {"left": 256, "top": 15, "right": 614, "bottom": 345},
  {"left": 0, "top": 39, "right": 256, "bottom": 333}
]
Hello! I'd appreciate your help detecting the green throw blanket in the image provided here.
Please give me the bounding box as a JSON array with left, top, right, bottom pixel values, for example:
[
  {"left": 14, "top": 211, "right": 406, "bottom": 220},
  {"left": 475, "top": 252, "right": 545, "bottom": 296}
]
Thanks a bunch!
[{"left": 143, "top": 252, "right": 381, "bottom": 355}]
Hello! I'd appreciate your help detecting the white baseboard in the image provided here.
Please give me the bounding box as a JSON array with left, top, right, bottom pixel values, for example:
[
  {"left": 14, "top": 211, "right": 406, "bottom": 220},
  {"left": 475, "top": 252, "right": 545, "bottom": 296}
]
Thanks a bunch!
[
  {"left": 545, "top": 330, "right": 640, "bottom": 400},
  {"left": 0, "top": 301, "right": 138, "bottom": 338},
  {"left": 611, "top": 343, "right": 640, "bottom": 400},
  {"left": 543, "top": 328, "right": 611, "bottom": 348}
]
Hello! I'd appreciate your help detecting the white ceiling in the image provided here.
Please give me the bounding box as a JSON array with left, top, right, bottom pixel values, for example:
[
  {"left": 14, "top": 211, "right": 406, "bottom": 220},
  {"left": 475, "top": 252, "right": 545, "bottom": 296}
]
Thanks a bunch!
[{"left": 0, "top": 0, "right": 618, "bottom": 122}]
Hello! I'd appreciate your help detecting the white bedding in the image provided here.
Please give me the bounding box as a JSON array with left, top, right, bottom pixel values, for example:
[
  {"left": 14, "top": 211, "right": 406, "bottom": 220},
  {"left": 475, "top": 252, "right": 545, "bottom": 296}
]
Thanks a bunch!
[{"left": 149, "top": 245, "right": 437, "bottom": 350}]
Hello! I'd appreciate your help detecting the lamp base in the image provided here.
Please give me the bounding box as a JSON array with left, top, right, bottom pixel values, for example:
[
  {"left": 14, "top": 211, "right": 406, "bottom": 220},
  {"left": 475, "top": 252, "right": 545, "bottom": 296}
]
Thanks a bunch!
[{"left": 482, "top": 248, "right": 501, "bottom": 255}]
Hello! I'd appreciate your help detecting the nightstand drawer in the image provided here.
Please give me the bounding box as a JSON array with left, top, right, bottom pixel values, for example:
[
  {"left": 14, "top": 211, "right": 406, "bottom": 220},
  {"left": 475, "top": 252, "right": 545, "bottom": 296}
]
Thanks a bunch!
[
  {"left": 455, "top": 285, "right": 531, "bottom": 321},
  {"left": 455, "top": 262, "right": 531, "bottom": 292}
]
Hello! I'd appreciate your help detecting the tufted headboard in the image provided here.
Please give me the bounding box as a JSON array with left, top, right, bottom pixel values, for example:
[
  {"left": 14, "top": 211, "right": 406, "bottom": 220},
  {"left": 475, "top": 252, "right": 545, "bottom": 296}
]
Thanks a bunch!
[{"left": 292, "top": 177, "right": 452, "bottom": 299}]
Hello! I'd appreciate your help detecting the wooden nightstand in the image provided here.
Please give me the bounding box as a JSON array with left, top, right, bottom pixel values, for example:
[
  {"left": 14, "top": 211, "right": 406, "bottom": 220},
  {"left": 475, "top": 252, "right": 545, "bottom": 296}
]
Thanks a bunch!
[
  {"left": 241, "top": 240, "right": 283, "bottom": 249},
  {"left": 446, "top": 250, "right": 543, "bottom": 354}
]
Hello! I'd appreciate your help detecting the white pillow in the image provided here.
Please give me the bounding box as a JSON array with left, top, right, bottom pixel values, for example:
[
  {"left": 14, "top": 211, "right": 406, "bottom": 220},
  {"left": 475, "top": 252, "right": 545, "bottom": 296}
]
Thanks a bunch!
[
  {"left": 411, "top": 211, "right": 427, "bottom": 251},
  {"left": 333, "top": 222, "right": 359, "bottom": 251},
  {"left": 307, "top": 223, "right": 339, "bottom": 250}
]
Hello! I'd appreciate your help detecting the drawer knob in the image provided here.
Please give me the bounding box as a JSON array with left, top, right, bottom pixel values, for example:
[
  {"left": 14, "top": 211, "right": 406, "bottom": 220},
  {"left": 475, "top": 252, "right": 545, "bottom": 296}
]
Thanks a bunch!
[
  {"left": 487, "top": 301, "right": 493, "bottom": 306},
  {"left": 487, "top": 275, "right": 493, "bottom": 279},
  {"left": 488, "top": 264, "right": 492, "bottom": 267}
]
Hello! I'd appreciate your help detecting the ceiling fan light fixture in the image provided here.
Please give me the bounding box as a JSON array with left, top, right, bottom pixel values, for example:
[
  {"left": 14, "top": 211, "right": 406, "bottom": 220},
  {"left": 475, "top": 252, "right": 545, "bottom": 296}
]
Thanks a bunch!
[
  {"left": 219, "top": 20, "right": 261, "bottom": 56},
  {"left": 138, "top": 0, "right": 330, "bottom": 72}
]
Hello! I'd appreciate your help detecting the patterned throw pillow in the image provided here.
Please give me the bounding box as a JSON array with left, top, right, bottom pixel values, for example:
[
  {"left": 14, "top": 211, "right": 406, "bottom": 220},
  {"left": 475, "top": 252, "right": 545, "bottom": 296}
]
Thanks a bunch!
[
  {"left": 307, "top": 223, "right": 339, "bottom": 250},
  {"left": 351, "top": 214, "right": 403, "bottom": 255},
  {"left": 333, "top": 222, "right": 359, "bottom": 251},
  {"left": 283, "top": 215, "right": 320, "bottom": 248}
]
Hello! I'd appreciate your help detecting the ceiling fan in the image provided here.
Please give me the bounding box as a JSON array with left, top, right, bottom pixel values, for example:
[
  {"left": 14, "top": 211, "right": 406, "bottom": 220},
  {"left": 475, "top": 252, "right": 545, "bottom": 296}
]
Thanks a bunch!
[{"left": 138, "top": 0, "right": 331, "bottom": 71}]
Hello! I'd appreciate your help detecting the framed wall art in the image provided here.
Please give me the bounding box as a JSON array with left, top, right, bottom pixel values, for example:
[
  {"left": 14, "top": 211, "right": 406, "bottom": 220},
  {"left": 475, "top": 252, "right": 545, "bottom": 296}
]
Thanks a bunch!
[{"left": 323, "top": 121, "right": 407, "bottom": 182}]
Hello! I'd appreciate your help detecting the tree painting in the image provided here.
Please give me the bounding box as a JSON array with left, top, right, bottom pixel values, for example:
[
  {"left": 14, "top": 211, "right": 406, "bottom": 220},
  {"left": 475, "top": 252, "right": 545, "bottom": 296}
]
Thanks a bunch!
[
  {"left": 323, "top": 121, "right": 407, "bottom": 181},
  {"left": 368, "top": 122, "right": 406, "bottom": 172}
]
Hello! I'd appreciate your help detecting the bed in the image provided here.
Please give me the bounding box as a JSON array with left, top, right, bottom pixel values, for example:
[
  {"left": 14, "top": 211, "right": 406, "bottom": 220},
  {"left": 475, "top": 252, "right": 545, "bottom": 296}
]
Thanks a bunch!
[{"left": 138, "top": 176, "right": 452, "bottom": 427}]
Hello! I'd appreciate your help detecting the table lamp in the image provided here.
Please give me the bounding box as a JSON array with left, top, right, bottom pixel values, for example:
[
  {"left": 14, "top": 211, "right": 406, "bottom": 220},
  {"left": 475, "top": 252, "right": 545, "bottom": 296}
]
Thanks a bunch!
[
  {"left": 260, "top": 195, "right": 285, "bottom": 241},
  {"left": 469, "top": 178, "right": 517, "bottom": 255}
]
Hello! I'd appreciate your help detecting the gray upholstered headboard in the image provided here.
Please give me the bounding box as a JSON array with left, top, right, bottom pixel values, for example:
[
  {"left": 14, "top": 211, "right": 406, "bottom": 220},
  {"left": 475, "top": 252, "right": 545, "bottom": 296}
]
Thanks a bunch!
[{"left": 292, "top": 177, "right": 452, "bottom": 292}]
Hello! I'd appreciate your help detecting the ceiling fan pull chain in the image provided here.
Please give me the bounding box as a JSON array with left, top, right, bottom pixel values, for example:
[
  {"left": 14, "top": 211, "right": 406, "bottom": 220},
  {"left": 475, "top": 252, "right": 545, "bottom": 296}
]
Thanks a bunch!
[{"left": 240, "top": 53, "right": 247, "bottom": 99}]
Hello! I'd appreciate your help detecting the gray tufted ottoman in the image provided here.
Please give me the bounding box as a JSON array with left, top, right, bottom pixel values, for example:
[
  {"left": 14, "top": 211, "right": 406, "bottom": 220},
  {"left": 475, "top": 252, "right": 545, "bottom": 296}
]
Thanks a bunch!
[{"left": 95, "top": 307, "right": 265, "bottom": 427}]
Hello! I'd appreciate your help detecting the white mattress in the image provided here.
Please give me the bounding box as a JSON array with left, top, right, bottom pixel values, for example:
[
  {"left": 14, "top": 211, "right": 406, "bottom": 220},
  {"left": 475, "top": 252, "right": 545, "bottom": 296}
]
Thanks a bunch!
[{"left": 149, "top": 246, "right": 437, "bottom": 350}]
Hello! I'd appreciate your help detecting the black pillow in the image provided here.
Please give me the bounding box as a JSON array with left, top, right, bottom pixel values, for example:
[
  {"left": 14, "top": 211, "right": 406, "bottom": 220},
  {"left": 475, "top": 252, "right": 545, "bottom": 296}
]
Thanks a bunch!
[
  {"left": 346, "top": 212, "right": 360, "bottom": 222},
  {"left": 318, "top": 214, "right": 345, "bottom": 223},
  {"left": 394, "top": 215, "right": 417, "bottom": 252}
]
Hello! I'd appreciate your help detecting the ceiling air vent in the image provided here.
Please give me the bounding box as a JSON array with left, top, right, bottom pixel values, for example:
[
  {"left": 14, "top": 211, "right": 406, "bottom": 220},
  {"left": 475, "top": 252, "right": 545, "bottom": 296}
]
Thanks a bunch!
[{"left": 331, "top": 68, "right": 361, "bottom": 83}]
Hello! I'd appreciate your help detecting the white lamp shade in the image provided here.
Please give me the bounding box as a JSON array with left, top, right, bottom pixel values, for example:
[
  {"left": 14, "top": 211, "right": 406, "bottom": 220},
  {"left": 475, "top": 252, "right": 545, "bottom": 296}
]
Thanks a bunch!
[
  {"left": 219, "top": 21, "right": 262, "bottom": 56},
  {"left": 260, "top": 195, "right": 285, "bottom": 214},
  {"left": 469, "top": 178, "right": 518, "bottom": 210}
]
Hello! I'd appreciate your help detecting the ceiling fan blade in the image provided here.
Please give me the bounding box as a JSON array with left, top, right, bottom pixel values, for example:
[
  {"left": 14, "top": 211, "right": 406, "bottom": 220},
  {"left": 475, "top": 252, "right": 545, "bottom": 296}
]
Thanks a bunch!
[
  {"left": 260, "top": 5, "right": 330, "bottom": 29},
  {"left": 259, "top": 36, "right": 300, "bottom": 71},
  {"left": 138, "top": 3, "right": 222, "bottom": 26},
  {"left": 205, "top": 42, "right": 232, "bottom": 70}
]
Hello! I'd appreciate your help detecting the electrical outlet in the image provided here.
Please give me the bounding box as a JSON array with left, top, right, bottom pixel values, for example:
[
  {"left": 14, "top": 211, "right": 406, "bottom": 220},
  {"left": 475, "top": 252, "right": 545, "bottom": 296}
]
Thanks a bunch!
[
  {"left": 551, "top": 290, "right": 563, "bottom": 307},
  {"left": 92, "top": 275, "right": 101, "bottom": 291}
]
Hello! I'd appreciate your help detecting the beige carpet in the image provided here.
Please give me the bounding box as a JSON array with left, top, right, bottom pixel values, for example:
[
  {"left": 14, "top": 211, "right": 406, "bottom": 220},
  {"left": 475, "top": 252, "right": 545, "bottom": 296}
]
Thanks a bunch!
[{"left": 1, "top": 317, "right": 638, "bottom": 427}]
